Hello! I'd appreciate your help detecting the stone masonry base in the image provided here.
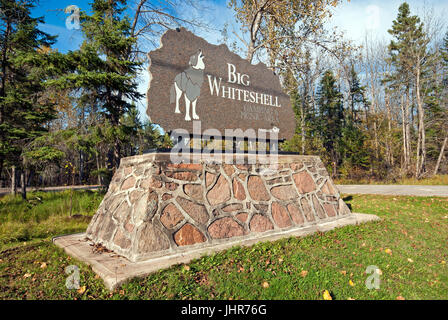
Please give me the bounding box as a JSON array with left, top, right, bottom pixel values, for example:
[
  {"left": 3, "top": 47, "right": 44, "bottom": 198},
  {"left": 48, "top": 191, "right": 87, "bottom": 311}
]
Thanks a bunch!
[
  {"left": 54, "top": 212, "right": 380, "bottom": 291},
  {"left": 85, "top": 153, "right": 355, "bottom": 263}
]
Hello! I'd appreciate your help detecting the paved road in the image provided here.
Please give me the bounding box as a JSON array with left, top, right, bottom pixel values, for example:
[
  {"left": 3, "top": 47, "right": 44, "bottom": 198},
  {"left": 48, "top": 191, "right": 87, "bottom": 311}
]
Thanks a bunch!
[
  {"left": 0, "top": 185, "right": 101, "bottom": 197},
  {"left": 337, "top": 185, "right": 448, "bottom": 197},
  {"left": 2, "top": 184, "right": 447, "bottom": 197}
]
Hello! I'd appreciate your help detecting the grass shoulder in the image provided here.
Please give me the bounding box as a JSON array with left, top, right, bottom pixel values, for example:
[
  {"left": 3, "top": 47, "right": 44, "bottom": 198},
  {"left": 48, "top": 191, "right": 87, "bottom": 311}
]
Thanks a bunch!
[{"left": 0, "top": 193, "right": 447, "bottom": 299}]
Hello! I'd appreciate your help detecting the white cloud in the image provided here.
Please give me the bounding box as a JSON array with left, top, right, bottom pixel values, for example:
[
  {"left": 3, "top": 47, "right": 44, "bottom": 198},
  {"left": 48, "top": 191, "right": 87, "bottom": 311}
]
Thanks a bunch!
[{"left": 330, "top": 0, "right": 448, "bottom": 44}]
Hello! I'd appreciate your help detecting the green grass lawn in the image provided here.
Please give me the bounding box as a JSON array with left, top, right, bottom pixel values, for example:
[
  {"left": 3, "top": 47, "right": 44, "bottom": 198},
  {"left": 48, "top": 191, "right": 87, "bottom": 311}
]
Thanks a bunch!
[
  {"left": 334, "top": 174, "right": 448, "bottom": 185},
  {"left": 0, "top": 190, "right": 104, "bottom": 250},
  {"left": 0, "top": 190, "right": 447, "bottom": 300}
]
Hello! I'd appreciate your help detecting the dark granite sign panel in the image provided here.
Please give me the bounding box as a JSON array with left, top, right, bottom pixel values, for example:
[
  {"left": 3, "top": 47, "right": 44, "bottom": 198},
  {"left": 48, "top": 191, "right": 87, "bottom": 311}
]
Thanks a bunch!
[{"left": 146, "top": 28, "right": 296, "bottom": 140}]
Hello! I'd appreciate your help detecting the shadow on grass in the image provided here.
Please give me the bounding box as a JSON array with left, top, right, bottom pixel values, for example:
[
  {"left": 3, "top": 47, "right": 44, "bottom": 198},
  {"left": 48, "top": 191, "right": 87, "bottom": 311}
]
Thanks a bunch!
[{"left": 342, "top": 195, "right": 353, "bottom": 210}]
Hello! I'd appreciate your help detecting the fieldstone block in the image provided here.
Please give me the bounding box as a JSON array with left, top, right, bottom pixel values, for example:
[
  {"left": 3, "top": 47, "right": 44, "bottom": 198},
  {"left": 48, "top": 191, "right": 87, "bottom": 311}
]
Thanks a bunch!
[
  {"left": 267, "top": 177, "right": 283, "bottom": 185},
  {"left": 222, "top": 203, "right": 243, "bottom": 212},
  {"left": 160, "top": 203, "right": 184, "bottom": 229},
  {"left": 323, "top": 203, "right": 337, "bottom": 217},
  {"left": 248, "top": 176, "right": 270, "bottom": 201},
  {"left": 138, "top": 223, "right": 170, "bottom": 253},
  {"left": 177, "top": 197, "right": 209, "bottom": 225},
  {"left": 184, "top": 184, "right": 203, "bottom": 201},
  {"left": 113, "top": 229, "right": 131, "bottom": 250},
  {"left": 98, "top": 215, "right": 116, "bottom": 242},
  {"left": 287, "top": 203, "right": 305, "bottom": 225},
  {"left": 293, "top": 171, "right": 316, "bottom": 193},
  {"left": 165, "top": 171, "right": 198, "bottom": 181},
  {"left": 270, "top": 185, "right": 297, "bottom": 200},
  {"left": 233, "top": 178, "right": 246, "bottom": 200},
  {"left": 174, "top": 223, "right": 206, "bottom": 246},
  {"left": 140, "top": 177, "right": 162, "bottom": 189},
  {"left": 133, "top": 191, "right": 158, "bottom": 224},
  {"left": 208, "top": 217, "right": 245, "bottom": 239},
  {"left": 112, "top": 199, "right": 130, "bottom": 222},
  {"left": 322, "top": 181, "right": 337, "bottom": 195},
  {"left": 271, "top": 202, "right": 292, "bottom": 228},
  {"left": 121, "top": 176, "right": 136, "bottom": 190},
  {"left": 207, "top": 175, "right": 231, "bottom": 205},
  {"left": 312, "top": 195, "right": 327, "bottom": 219},
  {"left": 167, "top": 163, "right": 203, "bottom": 171},
  {"left": 235, "top": 213, "right": 248, "bottom": 223},
  {"left": 300, "top": 197, "right": 315, "bottom": 222},
  {"left": 223, "top": 164, "right": 235, "bottom": 177},
  {"left": 250, "top": 214, "right": 274, "bottom": 232},
  {"left": 205, "top": 172, "right": 216, "bottom": 188}
]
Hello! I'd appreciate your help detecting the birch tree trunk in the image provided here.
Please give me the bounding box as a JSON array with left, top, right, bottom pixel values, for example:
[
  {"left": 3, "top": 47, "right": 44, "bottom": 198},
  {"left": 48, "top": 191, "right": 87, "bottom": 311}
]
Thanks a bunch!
[
  {"left": 20, "top": 169, "right": 26, "bottom": 200},
  {"left": 433, "top": 135, "right": 447, "bottom": 176},
  {"left": 414, "top": 63, "right": 426, "bottom": 178},
  {"left": 11, "top": 166, "right": 17, "bottom": 195}
]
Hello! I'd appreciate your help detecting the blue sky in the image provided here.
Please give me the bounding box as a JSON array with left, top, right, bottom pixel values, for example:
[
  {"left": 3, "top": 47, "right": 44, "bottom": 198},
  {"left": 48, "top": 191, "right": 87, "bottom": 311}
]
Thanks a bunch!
[{"left": 31, "top": 0, "right": 448, "bottom": 120}]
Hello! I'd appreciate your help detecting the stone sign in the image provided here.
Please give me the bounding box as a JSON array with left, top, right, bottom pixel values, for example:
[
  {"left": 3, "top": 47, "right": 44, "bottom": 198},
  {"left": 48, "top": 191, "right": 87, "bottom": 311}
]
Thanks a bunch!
[{"left": 146, "top": 28, "right": 296, "bottom": 140}]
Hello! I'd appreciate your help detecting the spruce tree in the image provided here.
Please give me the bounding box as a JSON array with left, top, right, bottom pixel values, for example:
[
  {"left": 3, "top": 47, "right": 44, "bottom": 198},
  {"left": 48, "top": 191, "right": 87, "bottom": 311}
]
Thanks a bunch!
[
  {"left": 387, "top": 2, "right": 430, "bottom": 177},
  {"left": 0, "top": 0, "right": 59, "bottom": 198},
  {"left": 316, "top": 70, "right": 344, "bottom": 175},
  {"left": 348, "top": 65, "right": 367, "bottom": 121},
  {"left": 58, "top": 0, "right": 143, "bottom": 169}
]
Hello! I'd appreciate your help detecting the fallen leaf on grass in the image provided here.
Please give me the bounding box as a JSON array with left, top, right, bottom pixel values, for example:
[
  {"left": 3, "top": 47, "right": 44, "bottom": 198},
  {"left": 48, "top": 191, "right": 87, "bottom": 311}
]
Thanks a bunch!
[
  {"left": 40, "top": 262, "right": 47, "bottom": 269},
  {"left": 77, "top": 286, "right": 86, "bottom": 294},
  {"left": 262, "top": 281, "right": 269, "bottom": 288},
  {"left": 396, "top": 296, "right": 405, "bottom": 300},
  {"left": 323, "top": 290, "right": 332, "bottom": 300},
  {"left": 183, "top": 265, "right": 190, "bottom": 271},
  {"left": 23, "top": 273, "right": 32, "bottom": 279},
  {"left": 300, "top": 270, "right": 308, "bottom": 278},
  {"left": 349, "top": 280, "right": 355, "bottom": 287},
  {"left": 341, "top": 270, "right": 347, "bottom": 276},
  {"left": 385, "top": 248, "right": 392, "bottom": 255}
]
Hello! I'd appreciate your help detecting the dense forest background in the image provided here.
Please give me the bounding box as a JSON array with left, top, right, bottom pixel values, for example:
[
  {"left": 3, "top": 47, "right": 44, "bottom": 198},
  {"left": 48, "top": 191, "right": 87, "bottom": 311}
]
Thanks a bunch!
[{"left": 0, "top": 0, "right": 447, "bottom": 199}]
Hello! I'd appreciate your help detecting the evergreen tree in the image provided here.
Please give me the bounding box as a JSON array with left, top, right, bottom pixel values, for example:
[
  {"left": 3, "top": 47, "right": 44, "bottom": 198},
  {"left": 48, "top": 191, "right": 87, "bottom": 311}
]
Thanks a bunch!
[
  {"left": 348, "top": 65, "right": 367, "bottom": 121},
  {"left": 0, "top": 0, "right": 60, "bottom": 198},
  {"left": 315, "top": 70, "right": 344, "bottom": 175},
  {"left": 58, "top": 0, "right": 143, "bottom": 170},
  {"left": 387, "top": 2, "right": 430, "bottom": 177}
]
